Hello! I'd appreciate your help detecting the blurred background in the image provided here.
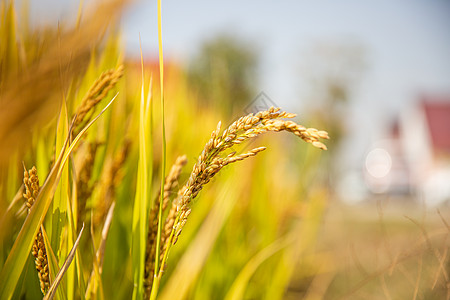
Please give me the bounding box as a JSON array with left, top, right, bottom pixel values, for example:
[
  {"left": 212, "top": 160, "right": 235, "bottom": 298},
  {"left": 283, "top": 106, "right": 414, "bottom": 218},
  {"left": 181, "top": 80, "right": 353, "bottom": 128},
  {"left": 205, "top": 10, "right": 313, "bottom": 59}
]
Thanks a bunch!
[
  {"left": 3, "top": 0, "right": 450, "bottom": 298},
  {"left": 31, "top": 0, "right": 450, "bottom": 206}
]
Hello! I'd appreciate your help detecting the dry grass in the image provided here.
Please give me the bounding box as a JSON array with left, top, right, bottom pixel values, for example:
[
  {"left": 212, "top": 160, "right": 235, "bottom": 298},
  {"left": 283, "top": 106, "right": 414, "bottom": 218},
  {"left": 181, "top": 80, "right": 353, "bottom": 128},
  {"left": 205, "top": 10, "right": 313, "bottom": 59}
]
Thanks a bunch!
[{"left": 313, "top": 201, "right": 450, "bottom": 300}]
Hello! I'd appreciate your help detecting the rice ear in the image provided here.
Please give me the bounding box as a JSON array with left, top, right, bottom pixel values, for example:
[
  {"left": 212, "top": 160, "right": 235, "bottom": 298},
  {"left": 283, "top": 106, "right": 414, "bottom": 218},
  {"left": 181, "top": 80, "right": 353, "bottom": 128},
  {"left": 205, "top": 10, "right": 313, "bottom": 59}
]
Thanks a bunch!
[
  {"left": 153, "top": 107, "right": 329, "bottom": 296},
  {"left": 170, "top": 107, "right": 329, "bottom": 245}
]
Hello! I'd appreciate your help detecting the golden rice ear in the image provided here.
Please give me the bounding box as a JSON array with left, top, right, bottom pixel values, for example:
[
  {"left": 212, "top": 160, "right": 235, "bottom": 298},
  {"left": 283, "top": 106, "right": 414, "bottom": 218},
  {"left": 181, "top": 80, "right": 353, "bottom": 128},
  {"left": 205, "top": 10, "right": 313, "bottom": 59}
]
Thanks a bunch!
[
  {"left": 73, "top": 65, "right": 124, "bottom": 135},
  {"left": 33, "top": 228, "right": 50, "bottom": 295},
  {"left": 153, "top": 106, "right": 328, "bottom": 296},
  {"left": 22, "top": 166, "right": 49, "bottom": 295}
]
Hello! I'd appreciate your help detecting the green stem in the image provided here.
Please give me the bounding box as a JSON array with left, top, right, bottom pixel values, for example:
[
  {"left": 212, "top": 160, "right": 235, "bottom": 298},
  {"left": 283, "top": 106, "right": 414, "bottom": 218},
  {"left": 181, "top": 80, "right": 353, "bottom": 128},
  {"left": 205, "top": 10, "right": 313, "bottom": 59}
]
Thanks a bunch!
[{"left": 150, "top": 0, "right": 165, "bottom": 298}]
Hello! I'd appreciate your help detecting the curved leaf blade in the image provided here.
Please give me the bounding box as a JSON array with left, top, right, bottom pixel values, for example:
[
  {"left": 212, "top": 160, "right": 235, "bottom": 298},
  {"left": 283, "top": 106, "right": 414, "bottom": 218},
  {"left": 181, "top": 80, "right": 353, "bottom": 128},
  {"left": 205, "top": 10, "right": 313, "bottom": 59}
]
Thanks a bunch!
[{"left": 44, "top": 224, "right": 84, "bottom": 300}]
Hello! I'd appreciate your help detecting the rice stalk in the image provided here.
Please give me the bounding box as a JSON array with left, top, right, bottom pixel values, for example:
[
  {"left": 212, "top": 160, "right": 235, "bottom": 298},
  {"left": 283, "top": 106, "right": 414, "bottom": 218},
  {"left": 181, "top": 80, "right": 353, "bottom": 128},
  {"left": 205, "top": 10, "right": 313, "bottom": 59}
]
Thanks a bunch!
[
  {"left": 148, "top": 0, "right": 167, "bottom": 298},
  {"left": 85, "top": 202, "right": 116, "bottom": 299},
  {"left": 132, "top": 37, "right": 153, "bottom": 300}
]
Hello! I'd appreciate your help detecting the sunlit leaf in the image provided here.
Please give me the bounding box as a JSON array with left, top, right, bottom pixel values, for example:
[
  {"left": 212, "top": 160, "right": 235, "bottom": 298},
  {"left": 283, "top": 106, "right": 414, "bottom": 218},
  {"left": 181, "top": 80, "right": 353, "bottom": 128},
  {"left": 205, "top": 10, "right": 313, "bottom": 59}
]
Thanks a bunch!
[
  {"left": 132, "top": 37, "right": 153, "bottom": 300},
  {"left": 44, "top": 224, "right": 85, "bottom": 300},
  {"left": 42, "top": 226, "right": 68, "bottom": 300}
]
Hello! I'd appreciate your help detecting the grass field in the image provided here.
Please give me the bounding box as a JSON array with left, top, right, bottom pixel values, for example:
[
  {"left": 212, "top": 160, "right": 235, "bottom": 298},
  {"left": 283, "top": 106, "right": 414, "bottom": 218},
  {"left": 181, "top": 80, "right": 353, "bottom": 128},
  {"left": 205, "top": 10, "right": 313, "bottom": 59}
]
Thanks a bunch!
[{"left": 0, "top": 1, "right": 448, "bottom": 299}]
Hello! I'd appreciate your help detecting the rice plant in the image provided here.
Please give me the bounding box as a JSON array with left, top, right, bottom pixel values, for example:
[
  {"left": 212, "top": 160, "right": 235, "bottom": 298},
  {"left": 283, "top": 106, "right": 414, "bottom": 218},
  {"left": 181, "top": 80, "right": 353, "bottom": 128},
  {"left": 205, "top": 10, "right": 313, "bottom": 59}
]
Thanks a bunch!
[{"left": 0, "top": 1, "right": 331, "bottom": 299}]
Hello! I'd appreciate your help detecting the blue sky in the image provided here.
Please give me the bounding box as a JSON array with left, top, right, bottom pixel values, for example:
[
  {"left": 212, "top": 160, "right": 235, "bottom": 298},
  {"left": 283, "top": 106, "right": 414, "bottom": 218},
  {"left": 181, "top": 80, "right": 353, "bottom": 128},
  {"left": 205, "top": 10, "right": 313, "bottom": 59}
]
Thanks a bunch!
[{"left": 30, "top": 0, "right": 450, "bottom": 166}]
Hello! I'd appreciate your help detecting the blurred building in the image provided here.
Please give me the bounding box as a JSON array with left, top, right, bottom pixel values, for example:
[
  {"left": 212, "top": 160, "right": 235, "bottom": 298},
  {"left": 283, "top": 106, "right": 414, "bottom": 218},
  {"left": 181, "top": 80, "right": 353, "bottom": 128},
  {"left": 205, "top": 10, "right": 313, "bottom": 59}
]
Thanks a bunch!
[{"left": 363, "top": 96, "right": 450, "bottom": 206}]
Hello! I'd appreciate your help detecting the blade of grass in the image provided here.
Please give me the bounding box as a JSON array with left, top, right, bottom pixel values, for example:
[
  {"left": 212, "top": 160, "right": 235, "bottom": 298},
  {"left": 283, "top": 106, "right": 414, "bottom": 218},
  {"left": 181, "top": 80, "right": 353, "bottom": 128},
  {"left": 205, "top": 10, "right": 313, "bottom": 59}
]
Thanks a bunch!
[
  {"left": 97, "top": 202, "right": 116, "bottom": 273},
  {"left": 66, "top": 186, "right": 77, "bottom": 300},
  {"left": 85, "top": 201, "right": 115, "bottom": 297},
  {"left": 42, "top": 226, "right": 68, "bottom": 300},
  {"left": 44, "top": 224, "right": 85, "bottom": 300},
  {"left": 86, "top": 210, "right": 101, "bottom": 300},
  {"left": 149, "top": 0, "right": 165, "bottom": 298},
  {"left": 50, "top": 99, "right": 69, "bottom": 261},
  {"left": 60, "top": 94, "right": 118, "bottom": 177},
  {"left": 131, "top": 38, "right": 152, "bottom": 300},
  {"left": 69, "top": 160, "right": 86, "bottom": 300},
  {"left": 36, "top": 135, "right": 50, "bottom": 183}
]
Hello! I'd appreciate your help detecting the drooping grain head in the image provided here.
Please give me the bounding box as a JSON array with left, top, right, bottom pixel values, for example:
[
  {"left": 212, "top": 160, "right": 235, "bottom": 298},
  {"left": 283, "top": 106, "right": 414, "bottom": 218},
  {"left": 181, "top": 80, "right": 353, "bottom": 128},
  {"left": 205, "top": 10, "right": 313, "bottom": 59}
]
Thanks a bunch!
[
  {"left": 23, "top": 165, "right": 39, "bottom": 211},
  {"left": 23, "top": 166, "right": 50, "bottom": 295},
  {"left": 32, "top": 229, "right": 50, "bottom": 294},
  {"left": 169, "top": 106, "right": 329, "bottom": 245},
  {"left": 73, "top": 65, "right": 124, "bottom": 135}
]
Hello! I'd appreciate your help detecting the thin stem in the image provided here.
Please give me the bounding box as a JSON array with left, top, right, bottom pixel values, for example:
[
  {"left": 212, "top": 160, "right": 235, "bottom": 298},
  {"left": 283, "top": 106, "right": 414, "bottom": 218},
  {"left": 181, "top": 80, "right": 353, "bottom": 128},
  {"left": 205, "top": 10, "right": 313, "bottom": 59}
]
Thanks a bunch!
[{"left": 149, "top": 0, "right": 165, "bottom": 299}]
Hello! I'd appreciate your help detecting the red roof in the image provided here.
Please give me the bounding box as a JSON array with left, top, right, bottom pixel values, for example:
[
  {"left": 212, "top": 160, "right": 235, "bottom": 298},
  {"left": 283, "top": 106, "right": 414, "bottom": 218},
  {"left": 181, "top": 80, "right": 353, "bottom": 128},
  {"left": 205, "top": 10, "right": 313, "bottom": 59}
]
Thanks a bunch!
[{"left": 422, "top": 98, "right": 450, "bottom": 154}]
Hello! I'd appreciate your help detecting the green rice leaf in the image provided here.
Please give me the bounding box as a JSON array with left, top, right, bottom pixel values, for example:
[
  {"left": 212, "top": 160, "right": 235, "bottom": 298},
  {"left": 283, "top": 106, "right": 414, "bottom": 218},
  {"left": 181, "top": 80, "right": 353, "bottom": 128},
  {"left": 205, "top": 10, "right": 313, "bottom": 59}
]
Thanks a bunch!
[
  {"left": 65, "top": 191, "right": 76, "bottom": 300},
  {"left": 131, "top": 38, "right": 152, "bottom": 300},
  {"left": 50, "top": 99, "right": 69, "bottom": 259},
  {"left": 44, "top": 224, "right": 84, "bottom": 300},
  {"left": 149, "top": 1, "right": 166, "bottom": 298},
  {"left": 42, "top": 226, "right": 68, "bottom": 300}
]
